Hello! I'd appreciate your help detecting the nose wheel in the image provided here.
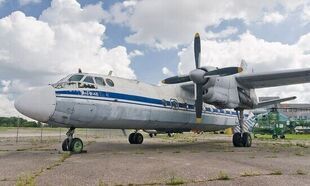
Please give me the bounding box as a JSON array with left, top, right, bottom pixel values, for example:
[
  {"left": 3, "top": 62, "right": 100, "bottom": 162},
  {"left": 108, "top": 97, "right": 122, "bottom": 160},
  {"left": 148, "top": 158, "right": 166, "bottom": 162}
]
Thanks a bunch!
[
  {"left": 128, "top": 132, "right": 144, "bottom": 144},
  {"left": 233, "top": 109, "right": 252, "bottom": 147},
  {"left": 62, "top": 127, "right": 84, "bottom": 153}
]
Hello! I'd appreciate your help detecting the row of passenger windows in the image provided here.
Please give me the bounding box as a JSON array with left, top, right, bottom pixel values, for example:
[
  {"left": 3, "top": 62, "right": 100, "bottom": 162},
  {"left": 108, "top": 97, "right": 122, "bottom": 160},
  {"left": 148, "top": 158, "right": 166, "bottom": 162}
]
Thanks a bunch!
[{"left": 68, "top": 75, "right": 114, "bottom": 87}]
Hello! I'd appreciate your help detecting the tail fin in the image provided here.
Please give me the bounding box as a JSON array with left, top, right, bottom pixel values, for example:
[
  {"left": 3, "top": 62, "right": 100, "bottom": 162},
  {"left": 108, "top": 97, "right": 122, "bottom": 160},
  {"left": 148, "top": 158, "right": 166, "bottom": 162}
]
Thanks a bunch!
[{"left": 240, "top": 59, "right": 248, "bottom": 73}]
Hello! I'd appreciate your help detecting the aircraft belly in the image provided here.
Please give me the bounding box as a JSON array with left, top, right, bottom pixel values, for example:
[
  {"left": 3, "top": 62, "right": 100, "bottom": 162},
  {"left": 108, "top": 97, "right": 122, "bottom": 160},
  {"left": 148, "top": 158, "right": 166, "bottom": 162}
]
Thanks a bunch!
[{"left": 50, "top": 97, "right": 238, "bottom": 131}]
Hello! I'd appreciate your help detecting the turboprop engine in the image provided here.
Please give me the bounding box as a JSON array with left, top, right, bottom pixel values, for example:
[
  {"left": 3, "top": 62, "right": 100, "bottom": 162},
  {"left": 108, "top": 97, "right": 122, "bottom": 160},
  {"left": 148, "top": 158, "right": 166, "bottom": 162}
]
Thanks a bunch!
[{"left": 162, "top": 33, "right": 243, "bottom": 122}]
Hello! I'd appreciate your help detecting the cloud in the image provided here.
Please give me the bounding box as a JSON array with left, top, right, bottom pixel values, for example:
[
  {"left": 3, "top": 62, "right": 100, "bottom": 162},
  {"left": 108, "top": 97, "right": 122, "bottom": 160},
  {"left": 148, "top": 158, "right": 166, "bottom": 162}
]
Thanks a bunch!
[
  {"left": 206, "top": 27, "right": 239, "bottom": 39},
  {"left": 19, "top": 0, "right": 41, "bottom": 6},
  {"left": 301, "top": 4, "right": 310, "bottom": 22},
  {"left": 162, "top": 67, "right": 174, "bottom": 76},
  {"left": 128, "top": 49, "right": 144, "bottom": 58},
  {"left": 263, "top": 12, "right": 286, "bottom": 24},
  {"left": 0, "top": 0, "right": 6, "bottom": 6},
  {"left": 0, "top": 0, "right": 136, "bottom": 116},
  {"left": 177, "top": 31, "right": 310, "bottom": 102},
  {"left": 108, "top": 0, "right": 306, "bottom": 49}
]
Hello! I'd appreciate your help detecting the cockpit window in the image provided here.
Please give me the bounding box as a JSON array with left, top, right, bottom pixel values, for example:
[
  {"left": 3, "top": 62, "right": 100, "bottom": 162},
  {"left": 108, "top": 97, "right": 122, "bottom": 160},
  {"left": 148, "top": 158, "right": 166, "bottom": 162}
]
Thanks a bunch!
[
  {"left": 68, "top": 75, "right": 84, "bottom": 82},
  {"left": 95, "top": 77, "right": 106, "bottom": 86},
  {"left": 83, "top": 76, "right": 94, "bottom": 84},
  {"left": 106, "top": 78, "right": 114, "bottom": 87}
]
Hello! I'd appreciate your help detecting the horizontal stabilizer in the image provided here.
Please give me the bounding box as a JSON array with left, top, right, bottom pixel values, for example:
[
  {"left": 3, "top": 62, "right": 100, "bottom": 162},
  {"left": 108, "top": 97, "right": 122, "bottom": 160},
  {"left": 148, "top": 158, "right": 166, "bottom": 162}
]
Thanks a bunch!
[{"left": 254, "top": 96, "right": 296, "bottom": 109}]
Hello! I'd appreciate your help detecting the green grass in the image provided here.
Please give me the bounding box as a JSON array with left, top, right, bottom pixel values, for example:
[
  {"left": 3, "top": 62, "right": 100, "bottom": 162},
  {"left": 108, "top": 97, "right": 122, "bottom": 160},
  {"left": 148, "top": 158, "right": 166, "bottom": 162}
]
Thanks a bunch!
[
  {"left": 241, "top": 171, "right": 261, "bottom": 177},
  {"left": 296, "top": 169, "right": 307, "bottom": 175},
  {"left": 214, "top": 171, "right": 230, "bottom": 180},
  {"left": 165, "top": 176, "right": 185, "bottom": 185},
  {"left": 16, "top": 174, "right": 35, "bottom": 186},
  {"left": 255, "top": 134, "right": 310, "bottom": 140},
  {"left": 269, "top": 170, "right": 282, "bottom": 175}
]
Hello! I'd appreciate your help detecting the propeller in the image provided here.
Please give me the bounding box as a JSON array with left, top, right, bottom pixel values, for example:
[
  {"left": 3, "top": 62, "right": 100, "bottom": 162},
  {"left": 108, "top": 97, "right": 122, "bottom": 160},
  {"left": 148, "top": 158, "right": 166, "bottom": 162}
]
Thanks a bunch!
[{"left": 162, "top": 33, "right": 243, "bottom": 123}]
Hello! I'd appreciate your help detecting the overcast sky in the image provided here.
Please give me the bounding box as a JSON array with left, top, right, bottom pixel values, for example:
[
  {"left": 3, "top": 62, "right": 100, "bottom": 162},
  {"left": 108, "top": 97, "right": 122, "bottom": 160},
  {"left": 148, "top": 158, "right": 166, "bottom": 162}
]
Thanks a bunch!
[{"left": 0, "top": 0, "right": 310, "bottom": 117}]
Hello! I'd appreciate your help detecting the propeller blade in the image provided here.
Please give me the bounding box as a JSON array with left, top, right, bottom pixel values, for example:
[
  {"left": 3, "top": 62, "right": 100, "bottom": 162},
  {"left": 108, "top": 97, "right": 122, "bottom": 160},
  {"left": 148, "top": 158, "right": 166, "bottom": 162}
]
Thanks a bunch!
[
  {"left": 204, "top": 67, "right": 243, "bottom": 77},
  {"left": 162, "top": 75, "right": 191, "bottom": 84},
  {"left": 194, "top": 33, "right": 201, "bottom": 69},
  {"left": 195, "top": 84, "right": 203, "bottom": 123}
]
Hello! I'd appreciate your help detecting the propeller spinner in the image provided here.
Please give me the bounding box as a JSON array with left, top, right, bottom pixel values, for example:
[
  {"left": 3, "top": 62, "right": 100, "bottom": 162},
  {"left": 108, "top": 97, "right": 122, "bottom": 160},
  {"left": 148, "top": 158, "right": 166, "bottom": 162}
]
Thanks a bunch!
[{"left": 162, "top": 33, "right": 243, "bottom": 123}]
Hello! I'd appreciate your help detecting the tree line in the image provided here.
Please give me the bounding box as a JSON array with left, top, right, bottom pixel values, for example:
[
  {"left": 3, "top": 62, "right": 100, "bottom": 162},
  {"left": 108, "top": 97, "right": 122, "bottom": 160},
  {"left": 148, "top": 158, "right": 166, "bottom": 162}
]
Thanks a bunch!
[{"left": 0, "top": 117, "right": 39, "bottom": 127}]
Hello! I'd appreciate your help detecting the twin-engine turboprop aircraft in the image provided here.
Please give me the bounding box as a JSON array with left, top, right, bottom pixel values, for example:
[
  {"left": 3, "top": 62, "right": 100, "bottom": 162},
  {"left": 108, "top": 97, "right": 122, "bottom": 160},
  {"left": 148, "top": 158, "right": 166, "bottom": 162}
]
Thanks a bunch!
[{"left": 14, "top": 33, "right": 310, "bottom": 153}]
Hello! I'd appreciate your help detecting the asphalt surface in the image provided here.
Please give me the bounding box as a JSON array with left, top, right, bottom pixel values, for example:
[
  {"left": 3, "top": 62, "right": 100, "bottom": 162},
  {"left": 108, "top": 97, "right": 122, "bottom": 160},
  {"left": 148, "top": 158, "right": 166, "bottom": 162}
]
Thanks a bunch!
[{"left": 0, "top": 129, "right": 309, "bottom": 186}]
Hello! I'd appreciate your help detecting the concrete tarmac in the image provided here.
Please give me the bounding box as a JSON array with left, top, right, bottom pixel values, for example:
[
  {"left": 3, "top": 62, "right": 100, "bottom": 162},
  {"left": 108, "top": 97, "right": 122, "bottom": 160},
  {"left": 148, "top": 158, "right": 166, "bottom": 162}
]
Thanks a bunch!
[{"left": 0, "top": 129, "right": 309, "bottom": 186}]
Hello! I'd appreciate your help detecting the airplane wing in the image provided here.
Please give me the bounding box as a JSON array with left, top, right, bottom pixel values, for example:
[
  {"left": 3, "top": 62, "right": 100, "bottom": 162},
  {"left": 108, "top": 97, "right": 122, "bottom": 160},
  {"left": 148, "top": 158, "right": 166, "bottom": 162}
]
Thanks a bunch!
[
  {"left": 180, "top": 82, "right": 194, "bottom": 92},
  {"left": 236, "top": 68, "right": 310, "bottom": 89},
  {"left": 254, "top": 96, "right": 296, "bottom": 108}
]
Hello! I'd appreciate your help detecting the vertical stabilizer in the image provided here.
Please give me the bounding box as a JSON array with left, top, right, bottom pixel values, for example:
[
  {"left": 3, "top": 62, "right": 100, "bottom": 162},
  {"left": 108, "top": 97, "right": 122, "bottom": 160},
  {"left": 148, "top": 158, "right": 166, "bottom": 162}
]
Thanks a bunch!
[{"left": 240, "top": 59, "right": 248, "bottom": 73}]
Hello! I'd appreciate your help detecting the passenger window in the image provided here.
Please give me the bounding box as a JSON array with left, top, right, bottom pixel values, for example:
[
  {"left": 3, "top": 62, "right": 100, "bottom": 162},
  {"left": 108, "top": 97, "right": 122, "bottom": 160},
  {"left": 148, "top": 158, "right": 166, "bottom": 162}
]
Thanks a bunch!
[
  {"left": 83, "top": 76, "right": 94, "bottom": 84},
  {"left": 95, "top": 77, "right": 106, "bottom": 86},
  {"left": 68, "top": 75, "right": 84, "bottom": 82},
  {"left": 106, "top": 78, "right": 114, "bottom": 87}
]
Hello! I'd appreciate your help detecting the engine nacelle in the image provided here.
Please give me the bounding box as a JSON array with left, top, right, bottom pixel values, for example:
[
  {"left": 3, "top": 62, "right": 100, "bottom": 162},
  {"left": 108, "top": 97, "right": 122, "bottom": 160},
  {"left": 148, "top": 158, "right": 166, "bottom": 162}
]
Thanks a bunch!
[{"left": 202, "top": 76, "right": 254, "bottom": 109}]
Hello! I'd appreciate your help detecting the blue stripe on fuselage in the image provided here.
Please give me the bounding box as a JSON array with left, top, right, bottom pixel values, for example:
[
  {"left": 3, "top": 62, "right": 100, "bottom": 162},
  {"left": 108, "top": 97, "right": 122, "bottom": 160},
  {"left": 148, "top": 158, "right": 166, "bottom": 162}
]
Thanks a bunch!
[{"left": 55, "top": 90, "right": 241, "bottom": 117}]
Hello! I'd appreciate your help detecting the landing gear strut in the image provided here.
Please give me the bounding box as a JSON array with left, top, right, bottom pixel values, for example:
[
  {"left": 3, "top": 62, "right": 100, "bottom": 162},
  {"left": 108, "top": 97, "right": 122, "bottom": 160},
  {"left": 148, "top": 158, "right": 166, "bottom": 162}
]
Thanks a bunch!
[
  {"left": 128, "top": 132, "right": 144, "bottom": 144},
  {"left": 233, "top": 109, "right": 252, "bottom": 147},
  {"left": 62, "top": 127, "right": 84, "bottom": 153}
]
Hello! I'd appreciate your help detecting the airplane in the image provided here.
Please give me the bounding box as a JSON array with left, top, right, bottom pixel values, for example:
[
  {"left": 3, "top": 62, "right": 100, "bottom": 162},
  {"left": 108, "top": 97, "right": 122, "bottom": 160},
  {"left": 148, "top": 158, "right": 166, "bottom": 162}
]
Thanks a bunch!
[{"left": 14, "top": 33, "right": 310, "bottom": 153}]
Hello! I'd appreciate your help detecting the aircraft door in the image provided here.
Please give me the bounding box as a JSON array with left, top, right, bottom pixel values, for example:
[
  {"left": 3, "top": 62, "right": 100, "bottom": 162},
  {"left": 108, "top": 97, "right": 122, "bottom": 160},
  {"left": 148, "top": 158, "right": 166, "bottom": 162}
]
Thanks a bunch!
[{"left": 71, "top": 103, "right": 97, "bottom": 122}]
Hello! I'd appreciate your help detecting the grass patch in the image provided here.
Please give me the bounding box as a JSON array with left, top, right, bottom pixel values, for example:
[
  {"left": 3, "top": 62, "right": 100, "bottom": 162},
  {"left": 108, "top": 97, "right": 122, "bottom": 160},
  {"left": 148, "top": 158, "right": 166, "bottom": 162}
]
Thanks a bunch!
[
  {"left": 241, "top": 171, "right": 261, "bottom": 177},
  {"left": 296, "top": 169, "right": 307, "bottom": 175},
  {"left": 269, "top": 170, "right": 282, "bottom": 175},
  {"left": 135, "top": 150, "right": 144, "bottom": 155},
  {"left": 16, "top": 174, "right": 35, "bottom": 186},
  {"left": 214, "top": 171, "right": 230, "bottom": 180},
  {"left": 165, "top": 176, "right": 185, "bottom": 185},
  {"left": 60, "top": 152, "right": 71, "bottom": 162},
  {"left": 98, "top": 179, "right": 107, "bottom": 186},
  {"left": 296, "top": 143, "right": 308, "bottom": 148},
  {"left": 255, "top": 134, "right": 310, "bottom": 140},
  {"left": 295, "top": 151, "right": 304, "bottom": 156}
]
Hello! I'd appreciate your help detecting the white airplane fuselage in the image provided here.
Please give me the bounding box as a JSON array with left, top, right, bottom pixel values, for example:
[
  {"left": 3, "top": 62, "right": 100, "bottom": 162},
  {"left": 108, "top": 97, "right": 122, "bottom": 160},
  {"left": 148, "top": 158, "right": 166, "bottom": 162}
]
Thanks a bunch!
[{"left": 15, "top": 73, "right": 241, "bottom": 132}]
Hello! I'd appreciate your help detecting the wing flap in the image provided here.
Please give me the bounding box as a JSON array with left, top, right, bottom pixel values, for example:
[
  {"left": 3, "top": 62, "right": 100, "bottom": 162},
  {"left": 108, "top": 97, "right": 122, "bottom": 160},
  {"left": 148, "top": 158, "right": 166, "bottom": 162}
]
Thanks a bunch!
[
  {"left": 254, "top": 96, "right": 296, "bottom": 109},
  {"left": 236, "top": 68, "right": 310, "bottom": 88}
]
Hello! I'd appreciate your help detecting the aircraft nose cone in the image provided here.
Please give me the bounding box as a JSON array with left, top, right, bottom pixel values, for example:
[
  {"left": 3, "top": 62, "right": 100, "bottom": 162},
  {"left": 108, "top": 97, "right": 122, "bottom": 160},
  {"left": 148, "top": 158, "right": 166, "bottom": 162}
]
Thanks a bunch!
[{"left": 14, "top": 86, "right": 56, "bottom": 122}]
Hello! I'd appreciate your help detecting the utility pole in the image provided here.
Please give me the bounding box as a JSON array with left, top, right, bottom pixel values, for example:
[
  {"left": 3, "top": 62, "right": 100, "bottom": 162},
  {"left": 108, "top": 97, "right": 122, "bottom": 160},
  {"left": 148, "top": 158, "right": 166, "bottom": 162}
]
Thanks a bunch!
[
  {"left": 39, "top": 122, "right": 43, "bottom": 143},
  {"left": 16, "top": 117, "right": 20, "bottom": 143}
]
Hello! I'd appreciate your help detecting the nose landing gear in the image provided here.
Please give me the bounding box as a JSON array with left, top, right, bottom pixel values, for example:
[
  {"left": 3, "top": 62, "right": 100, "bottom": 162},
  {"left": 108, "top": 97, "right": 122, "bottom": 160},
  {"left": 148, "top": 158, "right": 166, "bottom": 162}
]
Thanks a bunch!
[{"left": 62, "top": 127, "right": 84, "bottom": 153}]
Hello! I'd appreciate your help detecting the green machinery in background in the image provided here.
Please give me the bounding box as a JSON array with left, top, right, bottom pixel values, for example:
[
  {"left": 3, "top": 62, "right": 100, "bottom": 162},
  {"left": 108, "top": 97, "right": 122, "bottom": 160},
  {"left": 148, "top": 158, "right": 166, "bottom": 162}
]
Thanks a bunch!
[
  {"left": 255, "top": 108, "right": 288, "bottom": 139},
  {"left": 255, "top": 108, "right": 310, "bottom": 139}
]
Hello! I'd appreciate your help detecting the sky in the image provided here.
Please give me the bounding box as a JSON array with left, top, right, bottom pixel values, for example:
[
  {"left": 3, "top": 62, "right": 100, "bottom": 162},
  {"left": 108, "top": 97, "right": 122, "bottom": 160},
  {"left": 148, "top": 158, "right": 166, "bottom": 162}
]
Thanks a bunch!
[{"left": 0, "top": 0, "right": 310, "bottom": 117}]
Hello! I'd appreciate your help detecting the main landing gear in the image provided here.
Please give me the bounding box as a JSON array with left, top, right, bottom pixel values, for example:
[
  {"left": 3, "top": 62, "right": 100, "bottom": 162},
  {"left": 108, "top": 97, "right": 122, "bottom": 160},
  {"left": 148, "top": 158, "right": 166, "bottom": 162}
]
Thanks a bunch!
[
  {"left": 233, "top": 109, "right": 252, "bottom": 147},
  {"left": 128, "top": 132, "right": 144, "bottom": 144},
  {"left": 62, "top": 127, "right": 84, "bottom": 153}
]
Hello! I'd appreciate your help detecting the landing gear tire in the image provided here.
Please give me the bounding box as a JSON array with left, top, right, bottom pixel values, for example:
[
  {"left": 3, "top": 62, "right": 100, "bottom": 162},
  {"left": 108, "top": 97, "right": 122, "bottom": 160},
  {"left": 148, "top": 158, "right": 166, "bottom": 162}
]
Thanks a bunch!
[
  {"left": 233, "top": 132, "right": 243, "bottom": 147},
  {"left": 134, "top": 133, "right": 143, "bottom": 144},
  {"left": 280, "top": 135, "right": 285, "bottom": 139},
  {"left": 128, "top": 132, "right": 143, "bottom": 144},
  {"left": 129, "top": 133, "right": 135, "bottom": 144},
  {"left": 69, "top": 138, "right": 84, "bottom": 153},
  {"left": 149, "top": 133, "right": 154, "bottom": 138},
  {"left": 62, "top": 138, "right": 69, "bottom": 151},
  {"left": 242, "top": 132, "right": 252, "bottom": 147},
  {"left": 272, "top": 134, "right": 278, "bottom": 139}
]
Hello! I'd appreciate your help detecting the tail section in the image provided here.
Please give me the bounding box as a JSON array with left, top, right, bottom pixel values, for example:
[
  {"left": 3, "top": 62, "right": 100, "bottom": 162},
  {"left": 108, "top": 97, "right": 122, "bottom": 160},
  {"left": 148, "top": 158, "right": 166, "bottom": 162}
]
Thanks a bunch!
[{"left": 240, "top": 59, "right": 248, "bottom": 73}]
